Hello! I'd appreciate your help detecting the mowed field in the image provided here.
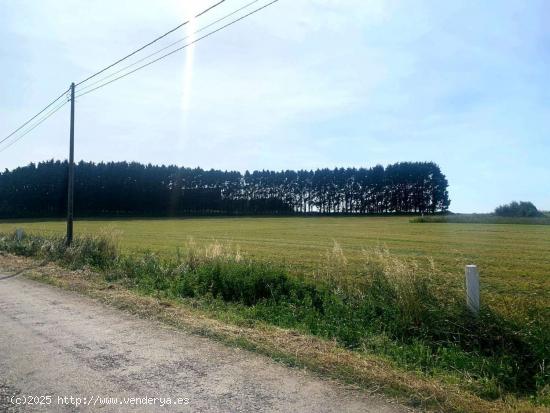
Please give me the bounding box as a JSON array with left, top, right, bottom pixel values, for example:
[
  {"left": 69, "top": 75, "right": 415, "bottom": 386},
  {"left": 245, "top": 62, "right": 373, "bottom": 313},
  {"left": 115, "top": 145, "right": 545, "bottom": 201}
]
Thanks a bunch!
[{"left": 1, "top": 216, "right": 549, "bottom": 301}]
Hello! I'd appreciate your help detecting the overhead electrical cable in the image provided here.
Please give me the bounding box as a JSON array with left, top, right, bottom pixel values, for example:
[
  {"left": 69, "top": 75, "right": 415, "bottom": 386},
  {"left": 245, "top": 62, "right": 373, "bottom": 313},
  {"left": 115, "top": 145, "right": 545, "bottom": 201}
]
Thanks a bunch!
[
  {"left": 0, "top": 88, "right": 69, "bottom": 146},
  {"left": 1, "top": 0, "right": 280, "bottom": 153},
  {"left": 76, "top": 0, "right": 279, "bottom": 99},
  {"left": 0, "top": 99, "right": 69, "bottom": 153},
  {"left": 76, "top": 0, "right": 263, "bottom": 95},
  {"left": 75, "top": 0, "right": 226, "bottom": 87},
  {"left": 0, "top": 1, "right": 226, "bottom": 150}
]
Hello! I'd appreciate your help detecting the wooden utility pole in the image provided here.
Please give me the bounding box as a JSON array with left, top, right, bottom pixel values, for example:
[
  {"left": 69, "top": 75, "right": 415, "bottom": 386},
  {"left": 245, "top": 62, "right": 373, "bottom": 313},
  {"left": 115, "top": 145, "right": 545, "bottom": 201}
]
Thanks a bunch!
[{"left": 66, "top": 82, "right": 75, "bottom": 245}]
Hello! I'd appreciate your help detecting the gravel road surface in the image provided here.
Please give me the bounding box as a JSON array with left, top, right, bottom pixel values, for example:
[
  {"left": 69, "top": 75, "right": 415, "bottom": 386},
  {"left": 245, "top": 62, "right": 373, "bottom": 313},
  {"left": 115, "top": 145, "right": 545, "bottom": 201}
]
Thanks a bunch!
[{"left": 0, "top": 275, "right": 409, "bottom": 412}]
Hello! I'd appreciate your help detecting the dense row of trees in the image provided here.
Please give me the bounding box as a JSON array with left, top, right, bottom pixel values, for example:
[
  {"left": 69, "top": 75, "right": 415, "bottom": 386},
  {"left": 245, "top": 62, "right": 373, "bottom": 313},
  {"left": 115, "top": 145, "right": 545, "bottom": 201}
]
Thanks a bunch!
[{"left": 0, "top": 160, "right": 450, "bottom": 217}]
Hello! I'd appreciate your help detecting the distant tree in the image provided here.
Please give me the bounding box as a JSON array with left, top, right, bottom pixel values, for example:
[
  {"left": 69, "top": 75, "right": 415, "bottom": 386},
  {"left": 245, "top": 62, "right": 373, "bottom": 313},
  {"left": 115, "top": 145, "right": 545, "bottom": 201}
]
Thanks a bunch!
[{"left": 494, "top": 201, "right": 543, "bottom": 217}]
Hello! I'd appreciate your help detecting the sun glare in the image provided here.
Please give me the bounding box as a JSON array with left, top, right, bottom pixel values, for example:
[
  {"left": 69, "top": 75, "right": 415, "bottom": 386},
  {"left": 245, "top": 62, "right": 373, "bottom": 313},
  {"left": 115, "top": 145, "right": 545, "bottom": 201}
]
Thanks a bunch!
[{"left": 181, "top": 2, "right": 199, "bottom": 117}]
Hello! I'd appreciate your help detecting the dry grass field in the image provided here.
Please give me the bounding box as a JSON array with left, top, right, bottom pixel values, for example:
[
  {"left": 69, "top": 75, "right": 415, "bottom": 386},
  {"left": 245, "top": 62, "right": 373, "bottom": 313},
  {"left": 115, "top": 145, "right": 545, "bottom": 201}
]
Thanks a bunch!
[{"left": 1, "top": 216, "right": 549, "bottom": 301}]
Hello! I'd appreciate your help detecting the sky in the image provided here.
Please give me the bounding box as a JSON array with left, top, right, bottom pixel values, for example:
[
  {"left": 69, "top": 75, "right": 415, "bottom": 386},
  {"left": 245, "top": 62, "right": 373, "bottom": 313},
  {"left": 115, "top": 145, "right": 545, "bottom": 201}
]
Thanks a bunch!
[{"left": 1, "top": 0, "right": 549, "bottom": 212}]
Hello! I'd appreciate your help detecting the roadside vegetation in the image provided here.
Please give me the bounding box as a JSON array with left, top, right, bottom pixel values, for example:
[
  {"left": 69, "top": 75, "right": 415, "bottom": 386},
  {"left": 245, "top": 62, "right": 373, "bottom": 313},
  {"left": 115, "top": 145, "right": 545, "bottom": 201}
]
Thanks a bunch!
[{"left": 1, "top": 230, "right": 548, "bottom": 412}]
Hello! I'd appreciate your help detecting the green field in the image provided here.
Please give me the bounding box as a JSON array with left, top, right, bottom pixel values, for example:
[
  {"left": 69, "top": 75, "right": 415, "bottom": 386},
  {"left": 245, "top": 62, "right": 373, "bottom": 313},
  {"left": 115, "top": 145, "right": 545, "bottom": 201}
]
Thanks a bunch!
[
  {"left": 2, "top": 216, "right": 550, "bottom": 409},
  {"left": 1, "top": 216, "right": 549, "bottom": 301}
]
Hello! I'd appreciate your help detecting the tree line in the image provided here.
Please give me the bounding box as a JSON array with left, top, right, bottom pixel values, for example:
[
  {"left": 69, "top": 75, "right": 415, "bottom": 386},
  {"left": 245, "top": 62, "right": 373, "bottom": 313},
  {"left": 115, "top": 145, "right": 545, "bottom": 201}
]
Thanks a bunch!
[
  {"left": 0, "top": 160, "right": 450, "bottom": 217},
  {"left": 495, "top": 201, "right": 543, "bottom": 218}
]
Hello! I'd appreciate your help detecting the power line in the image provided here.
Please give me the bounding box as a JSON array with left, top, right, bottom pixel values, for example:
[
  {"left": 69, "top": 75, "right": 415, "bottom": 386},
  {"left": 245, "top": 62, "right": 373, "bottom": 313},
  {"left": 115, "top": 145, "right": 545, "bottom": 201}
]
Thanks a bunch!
[
  {"left": 0, "top": 1, "right": 226, "bottom": 153},
  {"left": 76, "top": 0, "right": 263, "bottom": 95},
  {"left": 76, "top": 0, "right": 279, "bottom": 99},
  {"left": 0, "top": 99, "right": 69, "bottom": 153},
  {"left": 0, "top": 99, "right": 68, "bottom": 152},
  {"left": 75, "top": 0, "right": 226, "bottom": 87},
  {"left": 1, "top": 0, "right": 279, "bottom": 153},
  {"left": 0, "top": 88, "right": 69, "bottom": 146}
]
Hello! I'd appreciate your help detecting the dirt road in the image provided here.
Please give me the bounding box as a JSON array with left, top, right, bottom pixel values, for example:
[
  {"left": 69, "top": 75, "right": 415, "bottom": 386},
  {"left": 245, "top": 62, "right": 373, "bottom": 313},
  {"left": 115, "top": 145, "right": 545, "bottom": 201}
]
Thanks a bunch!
[{"left": 0, "top": 275, "right": 409, "bottom": 412}]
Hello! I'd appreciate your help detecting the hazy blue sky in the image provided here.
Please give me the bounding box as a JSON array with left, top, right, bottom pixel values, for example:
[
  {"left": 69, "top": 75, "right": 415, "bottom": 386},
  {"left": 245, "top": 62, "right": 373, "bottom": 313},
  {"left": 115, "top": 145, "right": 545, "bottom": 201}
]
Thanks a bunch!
[{"left": 1, "top": 0, "right": 549, "bottom": 212}]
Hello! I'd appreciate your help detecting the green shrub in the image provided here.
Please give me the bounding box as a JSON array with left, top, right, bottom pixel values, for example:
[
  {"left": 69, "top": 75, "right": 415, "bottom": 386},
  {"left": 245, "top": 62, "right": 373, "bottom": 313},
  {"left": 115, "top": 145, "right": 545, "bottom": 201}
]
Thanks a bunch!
[
  {"left": 495, "top": 201, "right": 544, "bottom": 218},
  {"left": 177, "top": 261, "right": 295, "bottom": 305},
  {"left": 0, "top": 230, "right": 117, "bottom": 269},
  {"left": 411, "top": 214, "right": 550, "bottom": 225}
]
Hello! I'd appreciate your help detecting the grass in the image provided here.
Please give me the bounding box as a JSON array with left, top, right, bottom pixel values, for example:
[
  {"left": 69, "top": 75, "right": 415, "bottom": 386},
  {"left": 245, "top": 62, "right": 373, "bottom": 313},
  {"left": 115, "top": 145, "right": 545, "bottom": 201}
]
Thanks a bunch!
[
  {"left": 1, "top": 216, "right": 549, "bottom": 302},
  {"left": 0, "top": 230, "right": 549, "bottom": 412}
]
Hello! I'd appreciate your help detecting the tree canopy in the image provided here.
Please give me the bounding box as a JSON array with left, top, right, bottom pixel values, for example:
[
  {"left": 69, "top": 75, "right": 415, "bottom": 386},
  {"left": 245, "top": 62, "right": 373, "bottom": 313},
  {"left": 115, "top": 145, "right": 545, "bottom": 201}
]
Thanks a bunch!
[
  {"left": 0, "top": 160, "right": 450, "bottom": 218},
  {"left": 494, "top": 201, "right": 543, "bottom": 217}
]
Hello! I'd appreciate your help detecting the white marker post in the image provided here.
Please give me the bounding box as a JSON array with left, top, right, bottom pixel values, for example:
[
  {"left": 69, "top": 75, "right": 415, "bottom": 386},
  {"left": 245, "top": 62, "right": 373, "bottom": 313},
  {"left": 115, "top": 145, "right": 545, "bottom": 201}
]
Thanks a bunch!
[
  {"left": 16, "top": 228, "right": 24, "bottom": 241},
  {"left": 465, "top": 265, "right": 480, "bottom": 315}
]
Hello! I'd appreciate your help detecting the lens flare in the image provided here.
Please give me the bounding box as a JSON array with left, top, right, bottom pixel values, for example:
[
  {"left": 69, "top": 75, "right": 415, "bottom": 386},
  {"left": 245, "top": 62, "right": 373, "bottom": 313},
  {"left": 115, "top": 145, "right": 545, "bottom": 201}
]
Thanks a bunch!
[{"left": 182, "top": 8, "right": 197, "bottom": 115}]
